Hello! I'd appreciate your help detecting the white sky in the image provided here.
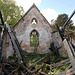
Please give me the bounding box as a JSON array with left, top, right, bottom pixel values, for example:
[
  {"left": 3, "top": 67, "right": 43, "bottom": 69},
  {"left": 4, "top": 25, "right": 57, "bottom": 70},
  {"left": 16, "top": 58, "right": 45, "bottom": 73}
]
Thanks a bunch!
[
  {"left": 72, "top": 15, "right": 75, "bottom": 25},
  {"left": 41, "top": 8, "right": 58, "bottom": 24},
  {"left": 15, "top": 0, "right": 41, "bottom": 11},
  {"left": 15, "top": 0, "right": 75, "bottom": 25},
  {"left": 15, "top": 0, "right": 58, "bottom": 24}
]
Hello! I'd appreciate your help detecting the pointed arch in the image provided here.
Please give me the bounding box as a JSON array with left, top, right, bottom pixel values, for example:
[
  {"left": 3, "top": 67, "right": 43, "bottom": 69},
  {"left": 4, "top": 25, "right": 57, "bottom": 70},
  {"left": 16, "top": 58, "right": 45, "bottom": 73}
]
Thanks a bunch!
[
  {"left": 30, "top": 29, "right": 39, "bottom": 47},
  {"left": 31, "top": 18, "right": 37, "bottom": 24}
]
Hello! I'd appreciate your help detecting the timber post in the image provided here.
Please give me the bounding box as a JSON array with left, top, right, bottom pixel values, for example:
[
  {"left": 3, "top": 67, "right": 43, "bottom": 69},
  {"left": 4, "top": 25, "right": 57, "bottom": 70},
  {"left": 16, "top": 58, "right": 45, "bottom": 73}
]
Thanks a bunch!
[
  {"left": 63, "top": 38, "right": 75, "bottom": 70},
  {"left": 5, "top": 22, "right": 22, "bottom": 63}
]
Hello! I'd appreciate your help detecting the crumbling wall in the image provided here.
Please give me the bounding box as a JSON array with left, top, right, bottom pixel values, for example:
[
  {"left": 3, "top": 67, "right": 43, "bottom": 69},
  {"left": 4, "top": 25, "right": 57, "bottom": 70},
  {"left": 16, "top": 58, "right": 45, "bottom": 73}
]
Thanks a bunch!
[
  {"left": 51, "top": 31, "right": 62, "bottom": 48},
  {"left": 13, "top": 6, "right": 52, "bottom": 53},
  {"left": 51, "top": 31, "right": 68, "bottom": 57},
  {"left": 2, "top": 32, "right": 14, "bottom": 58}
]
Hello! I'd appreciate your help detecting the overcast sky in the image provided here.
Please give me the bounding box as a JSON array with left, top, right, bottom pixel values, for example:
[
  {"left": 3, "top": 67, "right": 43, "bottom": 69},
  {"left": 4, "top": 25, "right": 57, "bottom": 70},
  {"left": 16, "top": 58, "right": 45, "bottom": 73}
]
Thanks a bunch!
[{"left": 15, "top": 0, "right": 75, "bottom": 25}]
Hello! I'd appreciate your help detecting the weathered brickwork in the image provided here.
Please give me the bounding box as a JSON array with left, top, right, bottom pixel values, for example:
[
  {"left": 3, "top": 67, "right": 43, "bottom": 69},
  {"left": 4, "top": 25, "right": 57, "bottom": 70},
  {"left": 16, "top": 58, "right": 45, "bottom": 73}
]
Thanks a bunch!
[
  {"left": 1, "top": 4, "right": 69, "bottom": 57},
  {"left": 2, "top": 32, "right": 14, "bottom": 58},
  {"left": 13, "top": 4, "right": 52, "bottom": 53},
  {"left": 0, "top": 4, "right": 69, "bottom": 58},
  {"left": 51, "top": 31, "right": 68, "bottom": 57}
]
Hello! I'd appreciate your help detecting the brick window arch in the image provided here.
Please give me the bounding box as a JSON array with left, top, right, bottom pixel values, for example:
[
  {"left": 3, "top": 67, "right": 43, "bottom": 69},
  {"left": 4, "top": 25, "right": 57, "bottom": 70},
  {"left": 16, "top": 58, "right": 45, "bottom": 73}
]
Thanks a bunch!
[{"left": 30, "top": 30, "right": 39, "bottom": 47}]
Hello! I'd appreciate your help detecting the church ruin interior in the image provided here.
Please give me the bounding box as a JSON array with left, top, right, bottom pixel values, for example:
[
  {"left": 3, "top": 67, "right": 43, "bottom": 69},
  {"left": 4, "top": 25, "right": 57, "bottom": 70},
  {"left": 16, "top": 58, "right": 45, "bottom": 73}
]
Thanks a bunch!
[{"left": 0, "top": 4, "right": 75, "bottom": 75}]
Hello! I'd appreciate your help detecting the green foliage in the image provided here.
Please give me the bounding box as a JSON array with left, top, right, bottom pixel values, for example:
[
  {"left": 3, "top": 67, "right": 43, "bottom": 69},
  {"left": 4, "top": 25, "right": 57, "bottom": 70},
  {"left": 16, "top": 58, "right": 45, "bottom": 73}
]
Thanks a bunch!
[
  {"left": 0, "top": 0, "right": 24, "bottom": 27},
  {"left": 9, "top": 56, "right": 17, "bottom": 61},
  {"left": 30, "top": 35, "right": 39, "bottom": 47},
  {"left": 26, "top": 53, "right": 68, "bottom": 66},
  {"left": 55, "top": 14, "right": 73, "bottom": 27},
  {"left": 69, "top": 25, "right": 75, "bottom": 30},
  {"left": 54, "top": 14, "right": 75, "bottom": 30},
  {"left": 8, "top": 53, "right": 69, "bottom": 74},
  {"left": 27, "top": 53, "right": 46, "bottom": 65},
  {"left": 52, "top": 24, "right": 57, "bottom": 31},
  {"left": 48, "top": 64, "right": 69, "bottom": 75}
]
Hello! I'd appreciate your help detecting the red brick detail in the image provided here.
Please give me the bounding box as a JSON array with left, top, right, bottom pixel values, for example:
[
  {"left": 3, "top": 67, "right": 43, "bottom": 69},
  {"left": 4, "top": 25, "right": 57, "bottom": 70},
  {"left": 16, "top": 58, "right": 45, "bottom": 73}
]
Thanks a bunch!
[{"left": 21, "top": 45, "right": 28, "bottom": 48}]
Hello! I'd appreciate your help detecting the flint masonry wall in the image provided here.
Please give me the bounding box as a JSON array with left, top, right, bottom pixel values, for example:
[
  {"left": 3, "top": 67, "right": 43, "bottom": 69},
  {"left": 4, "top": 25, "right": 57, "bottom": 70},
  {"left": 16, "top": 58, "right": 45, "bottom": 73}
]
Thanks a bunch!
[
  {"left": 51, "top": 31, "right": 68, "bottom": 57},
  {"left": 1, "top": 4, "right": 69, "bottom": 57},
  {"left": 14, "top": 6, "right": 52, "bottom": 53},
  {"left": 2, "top": 32, "right": 14, "bottom": 58}
]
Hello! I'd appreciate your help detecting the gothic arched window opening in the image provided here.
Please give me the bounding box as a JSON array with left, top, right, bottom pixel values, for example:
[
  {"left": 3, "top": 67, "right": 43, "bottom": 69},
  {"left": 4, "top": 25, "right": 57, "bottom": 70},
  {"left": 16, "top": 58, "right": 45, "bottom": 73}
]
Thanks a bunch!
[
  {"left": 31, "top": 18, "right": 37, "bottom": 24},
  {"left": 30, "top": 30, "right": 39, "bottom": 47}
]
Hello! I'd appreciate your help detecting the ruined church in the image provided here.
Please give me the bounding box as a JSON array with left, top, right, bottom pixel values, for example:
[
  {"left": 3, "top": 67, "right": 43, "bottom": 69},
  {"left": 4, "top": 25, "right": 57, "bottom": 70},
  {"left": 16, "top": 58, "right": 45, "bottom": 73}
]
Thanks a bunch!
[
  {"left": 2, "top": 4, "right": 53, "bottom": 57},
  {"left": 2, "top": 4, "right": 67, "bottom": 58},
  {"left": 13, "top": 4, "right": 52, "bottom": 53}
]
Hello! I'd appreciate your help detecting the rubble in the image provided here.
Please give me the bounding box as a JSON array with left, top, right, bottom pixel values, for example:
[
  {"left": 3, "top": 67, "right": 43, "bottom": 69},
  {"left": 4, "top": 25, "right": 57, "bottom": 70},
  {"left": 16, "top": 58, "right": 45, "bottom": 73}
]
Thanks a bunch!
[{"left": 0, "top": 10, "right": 75, "bottom": 75}]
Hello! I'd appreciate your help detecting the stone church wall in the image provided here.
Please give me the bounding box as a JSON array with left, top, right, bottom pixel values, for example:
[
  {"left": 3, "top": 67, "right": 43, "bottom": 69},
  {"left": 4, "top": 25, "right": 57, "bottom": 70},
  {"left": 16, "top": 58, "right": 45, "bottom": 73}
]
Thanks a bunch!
[
  {"left": 2, "top": 32, "right": 14, "bottom": 58},
  {"left": 14, "top": 7, "right": 52, "bottom": 53},
  {"left": 1, "top": 4, "right": 68, "bottom": 57},
  {"left": 51, "top": 31, "right": 68, "bottom": 57}
]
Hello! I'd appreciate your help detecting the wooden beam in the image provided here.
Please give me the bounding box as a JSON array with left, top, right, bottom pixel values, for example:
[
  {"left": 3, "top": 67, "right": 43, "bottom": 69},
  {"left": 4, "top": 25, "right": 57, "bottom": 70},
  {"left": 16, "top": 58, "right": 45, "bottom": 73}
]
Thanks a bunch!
[
  {"left": 10, "top": 26, "right": 27, "bottom": 65},
  {"left": 0, "top": 25, "right": 6, "bottom": 61},
  {"left": 28, "top": 54, "right": 48, "bottom": 68},
  {"left": 45, "top": 58, "right": 70, "bottom": 69},
  {"left": 5, "top": 22, "right": 22, "bottom": 63},
  {"left": 0, "top": 10, "right": 4, "bottom": 25},
  {"left": 32, "top": 63, "right": 44, "bottom": 73},
  {"left": 66, "top": 64, "right": 72, "bottom": 70},
  {"left": 56, "top": 68, "right": 75, "bottom": 75},
  {"left": 65, "top": 30, "right": 75, "bottom": 33},
  {"left": 63, "top": 39, "right": 75, "bottom": 70},
  {"left": 39, "top": 71, "right": 48, "bottom": 75}
]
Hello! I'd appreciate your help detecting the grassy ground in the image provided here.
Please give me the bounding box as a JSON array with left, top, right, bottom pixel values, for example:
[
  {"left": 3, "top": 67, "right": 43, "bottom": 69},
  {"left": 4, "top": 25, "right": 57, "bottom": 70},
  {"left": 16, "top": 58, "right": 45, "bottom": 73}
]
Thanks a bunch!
[
  {"left": 26, "top": 53, "right": 69, "bottom": 74},
  {"left": 9, "top": 53, "right": 69, "bottom": 74},
  {"left": 25, "top": 53, "right": 68, "bottom": 65}
]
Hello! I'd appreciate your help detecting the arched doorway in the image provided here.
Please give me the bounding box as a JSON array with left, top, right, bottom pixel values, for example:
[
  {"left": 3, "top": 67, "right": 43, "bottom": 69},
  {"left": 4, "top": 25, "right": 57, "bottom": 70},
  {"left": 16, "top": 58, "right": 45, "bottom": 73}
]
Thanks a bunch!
[{"left": 30, "top": 30, "right": 39, "bottom": 53}]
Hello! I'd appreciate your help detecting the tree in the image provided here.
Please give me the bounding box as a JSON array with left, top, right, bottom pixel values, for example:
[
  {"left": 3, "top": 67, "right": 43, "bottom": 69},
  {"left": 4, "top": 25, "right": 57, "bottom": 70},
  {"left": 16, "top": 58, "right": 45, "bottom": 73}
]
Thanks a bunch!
[
  {"left": 55, "top": 14, "right": 74, "bottom": 30},
  {"left": 52, "top": 14, "right": 75, "bottom": 31},
  {"left": 55, "top": 14, "right": 73, "bottom": 26},
  {"left": 0, "top": 0, "right": 24, "bottom": 27}
]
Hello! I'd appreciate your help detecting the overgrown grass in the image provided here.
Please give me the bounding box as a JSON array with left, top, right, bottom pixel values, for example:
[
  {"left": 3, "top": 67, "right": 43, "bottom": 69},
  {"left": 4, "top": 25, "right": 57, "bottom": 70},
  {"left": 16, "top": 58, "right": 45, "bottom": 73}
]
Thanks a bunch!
[
  {"left": 9, "top": 56, "right": 17, "bottom": 61},
  {"left": 26, "top": 53, "right": 69, "bottom": 74},
  {"left": 48, "top": 64, "right": 69, "bottom": 75},
  {"left": 9, "top": 53, "right": 69, "bottom": 74},
  {"left": 26, "top": 53, "right": 46, "bottom": 65}
]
